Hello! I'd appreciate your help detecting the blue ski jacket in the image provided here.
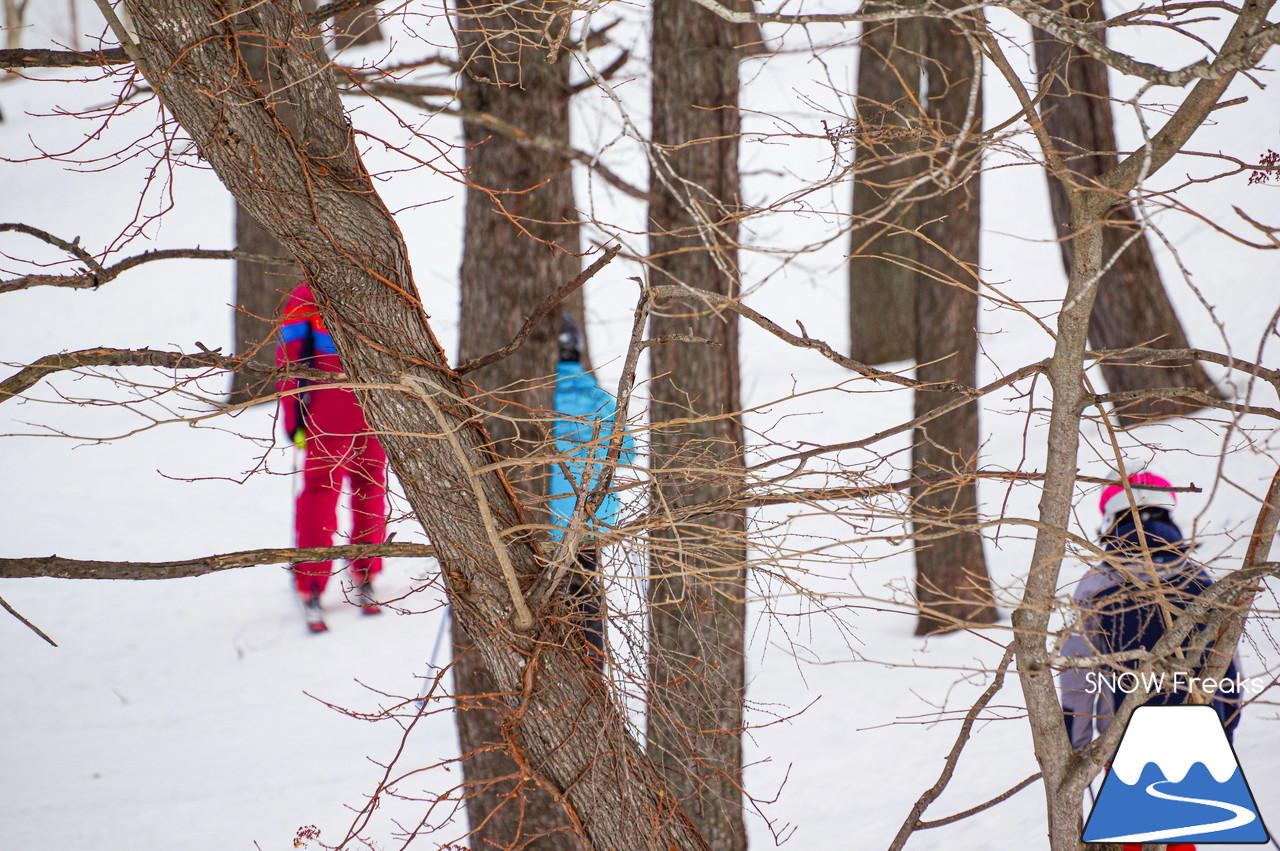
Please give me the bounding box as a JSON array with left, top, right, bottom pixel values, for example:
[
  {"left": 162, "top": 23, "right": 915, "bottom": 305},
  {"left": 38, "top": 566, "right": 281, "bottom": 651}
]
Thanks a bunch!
[
  {"left": 1059, "top": 516, "right": 1242, "bottom": 750},
  {"left": 548, "top": 361, "right": 636, "bottom": 542}
]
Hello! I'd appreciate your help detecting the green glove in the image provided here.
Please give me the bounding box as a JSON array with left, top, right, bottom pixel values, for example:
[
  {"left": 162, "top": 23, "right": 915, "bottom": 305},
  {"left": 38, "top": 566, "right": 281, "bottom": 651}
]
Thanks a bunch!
[{"left": 292, "top": 428, "right": 307, "bottom": 451}]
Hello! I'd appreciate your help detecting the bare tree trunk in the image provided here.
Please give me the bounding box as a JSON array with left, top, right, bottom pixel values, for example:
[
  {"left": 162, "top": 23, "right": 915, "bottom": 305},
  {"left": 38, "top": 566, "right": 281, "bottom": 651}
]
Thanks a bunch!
[
  {"left": 908, "top": 11, "right": 997, "bottom": 635},
  {"left": 647, "top": 2, "right": 748, "bottom": 847},
  {"left": 1033, "top": 0, "right": 1219, "bottom": 426},
  {"left": 68, "top": 0, "right": 80, "bottom": 51},
  {"left": 118, "top": 4, "right": 708, "bottom": 848},
  {"left": 848, "top": 7, "right": 923, "bottom": 364},
  {"left": 230, "top": 206, "right": 299, "bottom": 404},
  {"left": 3, "top": 1, "right": 30, "bottom": 51},
  {"left": 1011, "top": 0, "right": 1276, "bottom": 843},
  {"left": 451, "top": 1, "right": 587, "bottom": 847},
  {"left": 228, "top": 25, "right": 302, "bottom": 406},
  {"left": 333, "top": 2, "right": 382, "bottom": 49}
]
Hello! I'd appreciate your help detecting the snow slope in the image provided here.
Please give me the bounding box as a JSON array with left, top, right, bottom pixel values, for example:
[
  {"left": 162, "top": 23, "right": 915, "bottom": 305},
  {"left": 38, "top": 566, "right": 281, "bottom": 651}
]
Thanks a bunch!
[{"left": 2, "top": 3, "right": 1278, "bottom": 849}]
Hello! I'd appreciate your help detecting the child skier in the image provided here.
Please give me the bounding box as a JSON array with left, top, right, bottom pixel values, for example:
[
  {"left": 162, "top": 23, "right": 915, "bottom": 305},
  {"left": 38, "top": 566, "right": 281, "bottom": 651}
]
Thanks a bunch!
[
  {"left": 276, "top": 282, "right": 388, "bottom": 633},
  {"left": 548, "top": 315, "right": 635, "bottom": 670},
  {"left": 1059, "top": 471, "right": 1243, "bottom": 851}
]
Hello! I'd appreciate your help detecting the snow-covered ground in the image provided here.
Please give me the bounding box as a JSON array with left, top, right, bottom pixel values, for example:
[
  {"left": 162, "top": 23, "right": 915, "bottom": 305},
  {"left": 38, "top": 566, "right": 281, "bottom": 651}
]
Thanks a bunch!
[{"left": 2, "top": 3, "right": 1278, "bottom": 849}]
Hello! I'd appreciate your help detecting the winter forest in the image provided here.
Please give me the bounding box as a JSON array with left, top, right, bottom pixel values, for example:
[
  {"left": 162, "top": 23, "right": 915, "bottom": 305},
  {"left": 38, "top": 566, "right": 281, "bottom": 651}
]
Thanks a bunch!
[{"left": 1, "top": 0, "right": 1278, "bottom": 849}]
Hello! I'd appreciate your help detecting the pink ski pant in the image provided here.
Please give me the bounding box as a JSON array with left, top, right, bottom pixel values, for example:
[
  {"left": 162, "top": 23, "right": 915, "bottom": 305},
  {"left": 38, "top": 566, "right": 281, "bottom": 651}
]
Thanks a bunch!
[{"left": 293, "top": 388, "right": 387, "bottom": 596}]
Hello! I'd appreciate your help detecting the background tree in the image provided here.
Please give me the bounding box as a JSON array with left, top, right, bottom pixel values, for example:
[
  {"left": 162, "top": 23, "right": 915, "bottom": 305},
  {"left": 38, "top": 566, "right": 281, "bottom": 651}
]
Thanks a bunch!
[
  {"left": 2, "top": 1, "right": 31, "bottom": 51},
  {"left": 847, "top": 5, "right": 923, "bottom": 364},
  {"left": 228, "top": 11, "right": 304, "bottom": 405},
  {"left": 113, "top": 1, "right": 709, "bottom": 847},
  {"left": 646, "top": 1, "right": 751, "bottom": 846},
  {"left": 333, "top": 0, "right": 382, "bottom": 50},
  {"left": 1032, "top": 0, "right": 1221, "bottom": 426},
  {"left": 907, "top": 10, "right": 996, "bottom": 635},
  {"left": 451, "top": 0, "right": 589, "bottom": 845},
  {"left": 849, "top": 7, "right": 996, "bottom": 634}
]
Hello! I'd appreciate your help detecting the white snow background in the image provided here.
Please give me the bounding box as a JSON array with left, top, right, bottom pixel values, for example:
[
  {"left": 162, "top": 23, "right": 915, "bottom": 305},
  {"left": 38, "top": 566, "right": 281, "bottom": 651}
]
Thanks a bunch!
[{"left": 2, "top": 2, "right": 1278, "bottom": 849}]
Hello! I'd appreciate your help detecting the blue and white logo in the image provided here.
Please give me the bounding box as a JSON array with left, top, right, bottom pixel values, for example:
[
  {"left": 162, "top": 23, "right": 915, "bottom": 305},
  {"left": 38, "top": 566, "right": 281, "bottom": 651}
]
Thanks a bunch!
[{"left": 1083, "top": 705, "right": 1269, "bottom": 844}]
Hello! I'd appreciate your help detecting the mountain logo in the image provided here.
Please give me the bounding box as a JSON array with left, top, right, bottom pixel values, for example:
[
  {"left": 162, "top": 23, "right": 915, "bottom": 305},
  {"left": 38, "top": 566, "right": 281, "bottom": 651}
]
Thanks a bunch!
[{"left": 1083, "top": 705, "right": 1270, "bottom": 844}]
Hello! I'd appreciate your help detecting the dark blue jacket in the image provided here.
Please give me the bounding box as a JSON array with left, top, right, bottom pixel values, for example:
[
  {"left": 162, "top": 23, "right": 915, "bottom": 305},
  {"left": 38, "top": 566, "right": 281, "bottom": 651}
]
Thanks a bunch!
[{"left": 1059, "top": 516, "right": 1242, "bottom": 749}]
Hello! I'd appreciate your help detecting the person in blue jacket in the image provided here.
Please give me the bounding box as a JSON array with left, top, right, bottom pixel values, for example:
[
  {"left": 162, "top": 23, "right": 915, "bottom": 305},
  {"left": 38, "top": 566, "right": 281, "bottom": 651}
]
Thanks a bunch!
[
  {"left": 1059, "top": 471, "right": 1242, "bottom": 760},
  {"left": 548, "top": 314, "right": 636, "bottom": 670}
]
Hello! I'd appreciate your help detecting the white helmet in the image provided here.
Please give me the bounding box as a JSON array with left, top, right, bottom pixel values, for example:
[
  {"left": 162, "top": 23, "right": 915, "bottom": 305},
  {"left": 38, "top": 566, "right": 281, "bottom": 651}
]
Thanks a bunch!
[{"left": 1098, "top": 471, "right": 1176, "bottom": 534}]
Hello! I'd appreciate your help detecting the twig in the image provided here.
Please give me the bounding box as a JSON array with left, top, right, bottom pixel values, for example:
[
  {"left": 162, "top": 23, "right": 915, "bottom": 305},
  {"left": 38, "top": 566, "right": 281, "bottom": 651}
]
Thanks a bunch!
[
  {"left": 915, "top": 773, "right": 1043, "bottom": 829},
  {"left": 310, "top": 0, "right": 381, "bottom": 25},
  {"left": 0, "top": 594, "right": 57, "bottom": 646},
  {"left": 90, "top": 0, "right": 148, "bottom": 76},
  {"left": 648, "top": 284, "right": 965, "bottom": 391},
  {"left": 887, "top": 645, "right": 1016, "bottom": 850},
  {"left": 1189, "top": 468, "right": 1280, "bottom": 700}
]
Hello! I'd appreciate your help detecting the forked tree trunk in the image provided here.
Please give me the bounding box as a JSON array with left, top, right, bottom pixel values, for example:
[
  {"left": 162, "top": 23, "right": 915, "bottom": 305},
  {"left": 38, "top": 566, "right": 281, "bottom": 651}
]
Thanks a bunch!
[
  {"left": 910, "top": 10, "right": 997, "bottom": 635},
  {"left": 647, "top": 1, "right": 748, "bottom": 847},
  {"left": 229, "top": 26, "right": 302, "bottom": 406},
  {"left": 1033, "top": 0, "right": 1219, "bottom": 426},
  {"left": 848, "top": 8, "right": 924, "bottom": 364},
  {"left": 451, "top": 1, "right": 587, "bottom": 847},
  {"left": 120, "top": 3, "right": 708, "bottom": 848}
]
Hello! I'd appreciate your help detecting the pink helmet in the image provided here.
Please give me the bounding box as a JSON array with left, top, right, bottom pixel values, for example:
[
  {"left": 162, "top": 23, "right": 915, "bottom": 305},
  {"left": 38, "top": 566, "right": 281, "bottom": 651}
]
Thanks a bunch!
[{"left": 1098, "top": 471, "right": 1176, "bottom": 532}]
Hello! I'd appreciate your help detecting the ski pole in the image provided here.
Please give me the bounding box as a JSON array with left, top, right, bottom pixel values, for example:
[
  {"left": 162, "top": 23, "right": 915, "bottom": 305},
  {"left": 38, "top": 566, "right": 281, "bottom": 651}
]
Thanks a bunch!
[{"left": 417, "top": 605, "right": 451, "bottom": 706}]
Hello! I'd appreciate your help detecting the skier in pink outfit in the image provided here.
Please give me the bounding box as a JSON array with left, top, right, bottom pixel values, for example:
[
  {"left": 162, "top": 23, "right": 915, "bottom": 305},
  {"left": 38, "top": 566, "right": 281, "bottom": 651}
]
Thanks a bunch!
[{"left": 276, "top": 282, "right": 387, "bottom": 633}]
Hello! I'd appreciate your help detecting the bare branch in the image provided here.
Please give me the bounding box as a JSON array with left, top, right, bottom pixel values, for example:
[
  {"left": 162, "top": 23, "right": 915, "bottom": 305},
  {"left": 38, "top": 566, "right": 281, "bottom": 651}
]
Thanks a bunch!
[
  {"left": 888, "top": 646, "right": 1017, "bottom": 850},
  {"left": 1090, "top": 345, "right": 1280, "bottom": 395},
  {"left": 0, "top": 223, "right": 102, "bottom": 272},
  {"left": 1102, "top": 0, "right": 1278, "bottom": 198},
  {"left": 915, "top": 773, "right": 1043, "bottom": 829},
  {"left": 310, "top": 0, "right": 381, "bottom": 25},
  {"left": 0, "top": 46, "right": 130, "bottom": 69},
  {"left": 733, "top": 469, "right": 1202, "bottom": 511},
  {"left": 681, "top": 0, "right": 1280, "bottom": 87},
  {"left": 340, "top": 77, "right": 655, "bottom": 202},
  {"left": 648, "top": 283, "right": 975, "bottom": 391},
  {"left": 0, "top": 594, "right": 57, "bottom": 646},
  {"left": 0, "top": 543, "right": 436, "bottom": 581},
  {"left": 0, "top": 246, "right": 295, "bottom": 294},
  {"left": 0, "top": 347, "right": 334, "bottom": 404}
]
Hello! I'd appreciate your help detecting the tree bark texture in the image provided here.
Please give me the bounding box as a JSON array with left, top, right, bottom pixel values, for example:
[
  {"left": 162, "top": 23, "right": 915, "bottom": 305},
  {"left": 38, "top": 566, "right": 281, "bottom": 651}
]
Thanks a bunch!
[
  {"left": 119, "top": 3, "right": 707, "bottom": 848},
  {"left": 455, "top": 0, "right": 586, "bottom": 468},
  {"left": 452, "top": 1, "right": 588, "bottom": 846},
  {"left": 910, "top": 10, "right": 997, "bottom": 635},
  {"left": 647, "top": 2, "right": 749, "bottom": 847},
  {"left": 1033, "top": 0, "right": 1219, "bottom": 426},
  {"left": 229, "top": 25, "right": 304, "bottom": 405},
  {"left": 848, "top": 7, "right": 923, "bottom": 364}
]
